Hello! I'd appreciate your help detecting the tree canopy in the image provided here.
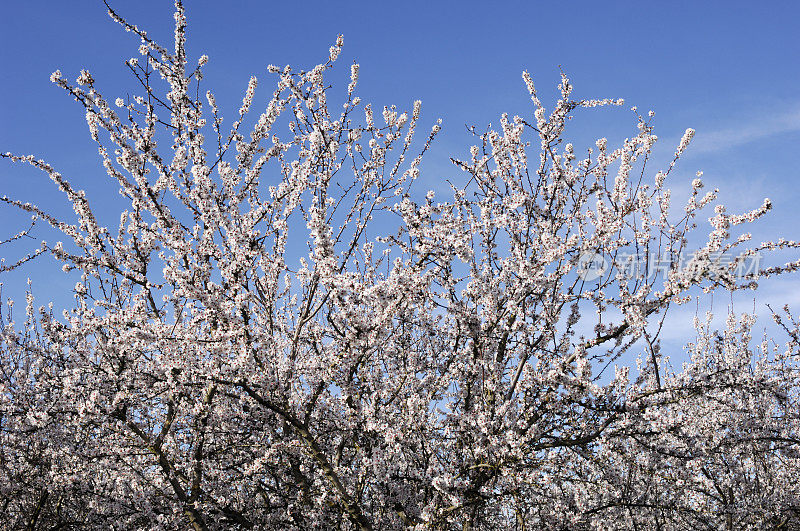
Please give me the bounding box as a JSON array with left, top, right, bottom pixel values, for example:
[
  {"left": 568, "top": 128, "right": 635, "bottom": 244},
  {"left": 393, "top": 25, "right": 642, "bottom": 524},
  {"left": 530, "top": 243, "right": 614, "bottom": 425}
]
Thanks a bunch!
[{"left": 2, "top": 2, "right": 800, "bottom": 529}]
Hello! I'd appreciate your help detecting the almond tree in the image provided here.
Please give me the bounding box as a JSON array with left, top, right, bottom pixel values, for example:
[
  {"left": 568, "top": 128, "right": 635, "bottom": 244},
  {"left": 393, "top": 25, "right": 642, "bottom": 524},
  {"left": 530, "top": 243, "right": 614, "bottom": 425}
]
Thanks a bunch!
[
  {"left": 2, "top": 2, "right": 799, "bottom": 529},
  {"left": 577, "top": 309, "right": 800, "bottom": 530}
]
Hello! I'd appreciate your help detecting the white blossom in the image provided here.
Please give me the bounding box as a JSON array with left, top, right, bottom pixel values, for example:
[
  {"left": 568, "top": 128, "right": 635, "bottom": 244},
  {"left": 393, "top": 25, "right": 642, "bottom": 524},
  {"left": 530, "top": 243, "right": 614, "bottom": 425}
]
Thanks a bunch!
[{"left": 1, "top": 3, "right": 799, "bottom": 530}]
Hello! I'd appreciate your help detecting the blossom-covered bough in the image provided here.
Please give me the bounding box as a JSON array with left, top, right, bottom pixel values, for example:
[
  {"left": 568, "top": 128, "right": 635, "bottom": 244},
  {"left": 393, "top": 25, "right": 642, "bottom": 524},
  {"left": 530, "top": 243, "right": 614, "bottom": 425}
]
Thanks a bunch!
[{"left": 2, "top": 2, "right": 800, "bottom": 529}]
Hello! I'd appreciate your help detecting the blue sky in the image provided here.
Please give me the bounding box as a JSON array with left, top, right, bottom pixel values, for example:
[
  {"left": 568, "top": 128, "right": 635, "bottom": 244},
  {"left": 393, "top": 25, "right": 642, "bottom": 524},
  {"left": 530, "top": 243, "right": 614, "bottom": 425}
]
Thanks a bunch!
[{"left": 1, "top": 1, "right": 799, "bottom": 357}]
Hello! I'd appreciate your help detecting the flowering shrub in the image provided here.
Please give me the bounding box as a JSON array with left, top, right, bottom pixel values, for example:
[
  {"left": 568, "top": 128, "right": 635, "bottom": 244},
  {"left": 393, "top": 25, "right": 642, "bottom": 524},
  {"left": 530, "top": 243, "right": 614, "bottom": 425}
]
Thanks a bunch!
[{"left": 2, "top": 2, "right": 800, "bottom": 529}]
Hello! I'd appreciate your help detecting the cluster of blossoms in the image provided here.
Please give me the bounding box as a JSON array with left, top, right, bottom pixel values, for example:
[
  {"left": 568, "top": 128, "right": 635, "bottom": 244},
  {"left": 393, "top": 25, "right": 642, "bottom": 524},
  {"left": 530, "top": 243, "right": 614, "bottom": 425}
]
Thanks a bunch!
[{"left": 2, "top": 2, "right": 800, "bottom": 530}]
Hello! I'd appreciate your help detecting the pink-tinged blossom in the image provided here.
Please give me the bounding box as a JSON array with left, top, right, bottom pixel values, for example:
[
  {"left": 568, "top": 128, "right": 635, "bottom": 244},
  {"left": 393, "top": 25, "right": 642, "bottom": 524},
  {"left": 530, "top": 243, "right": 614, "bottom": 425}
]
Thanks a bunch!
[{"left": 1, "top": 2, "right": 800, "bottom": 530}]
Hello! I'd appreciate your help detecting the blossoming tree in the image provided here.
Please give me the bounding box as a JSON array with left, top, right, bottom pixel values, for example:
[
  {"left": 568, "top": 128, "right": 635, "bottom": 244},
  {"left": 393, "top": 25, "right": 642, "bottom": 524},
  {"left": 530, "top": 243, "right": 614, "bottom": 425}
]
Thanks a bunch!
[{"left": 2, "top": 2, "right": 800, "bottom": 529}]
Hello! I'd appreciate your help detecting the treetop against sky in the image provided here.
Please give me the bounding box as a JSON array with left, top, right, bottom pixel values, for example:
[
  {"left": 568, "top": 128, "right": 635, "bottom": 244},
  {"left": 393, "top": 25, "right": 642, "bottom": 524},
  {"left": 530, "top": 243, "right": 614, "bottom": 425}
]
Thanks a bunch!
[
  {"left": 1, "top": 2, "right": 800, "bottom": 529},
  {"left": 2, "top": 0, "right": 799, "bottom": 349}
]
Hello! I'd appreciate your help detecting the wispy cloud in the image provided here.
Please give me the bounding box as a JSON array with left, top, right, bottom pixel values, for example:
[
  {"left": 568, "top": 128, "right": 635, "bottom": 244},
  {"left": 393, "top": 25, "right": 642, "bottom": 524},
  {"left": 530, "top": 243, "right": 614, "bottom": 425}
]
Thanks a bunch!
[
  {"left": 654, "top": 277, "right": 800, "bottom": 352},
  {"left": 686, "top": 104, "right": 800, "bottom": 155}
]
